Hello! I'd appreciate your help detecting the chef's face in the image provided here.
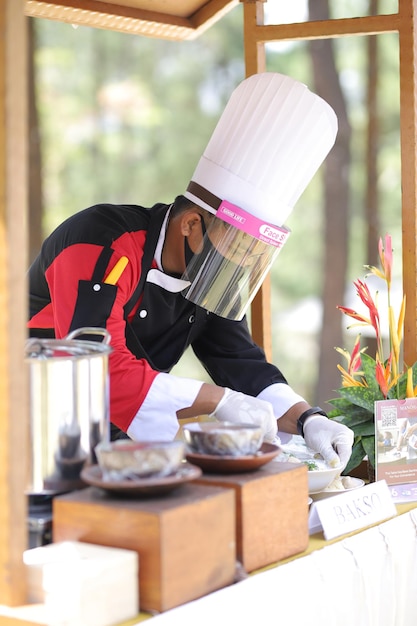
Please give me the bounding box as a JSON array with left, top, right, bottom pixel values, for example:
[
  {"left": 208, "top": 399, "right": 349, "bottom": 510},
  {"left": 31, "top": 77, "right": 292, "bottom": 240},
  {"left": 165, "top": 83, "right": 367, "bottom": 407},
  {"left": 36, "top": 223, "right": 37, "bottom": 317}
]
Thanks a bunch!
[
  {"left": 197, "top": 212, "right": 265, "bottom": 269},
  {"left": 181, "top": 206, "right": 281, "bottom": 320}
]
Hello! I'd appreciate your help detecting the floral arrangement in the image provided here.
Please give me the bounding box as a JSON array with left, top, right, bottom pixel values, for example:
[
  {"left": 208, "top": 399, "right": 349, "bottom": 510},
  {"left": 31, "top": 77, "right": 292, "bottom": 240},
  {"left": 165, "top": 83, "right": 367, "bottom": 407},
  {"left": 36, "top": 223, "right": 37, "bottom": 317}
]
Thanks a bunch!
[{"left": 328, "top": 234, "right": 417, "bottom": 474}]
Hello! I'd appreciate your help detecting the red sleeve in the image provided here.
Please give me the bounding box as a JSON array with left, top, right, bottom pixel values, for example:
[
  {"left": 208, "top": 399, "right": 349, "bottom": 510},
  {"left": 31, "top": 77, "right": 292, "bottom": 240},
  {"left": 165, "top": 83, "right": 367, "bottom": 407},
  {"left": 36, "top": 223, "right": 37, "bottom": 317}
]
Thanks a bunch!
[{"left": 41, "top": 233, "right": 159, "bottom": 432}]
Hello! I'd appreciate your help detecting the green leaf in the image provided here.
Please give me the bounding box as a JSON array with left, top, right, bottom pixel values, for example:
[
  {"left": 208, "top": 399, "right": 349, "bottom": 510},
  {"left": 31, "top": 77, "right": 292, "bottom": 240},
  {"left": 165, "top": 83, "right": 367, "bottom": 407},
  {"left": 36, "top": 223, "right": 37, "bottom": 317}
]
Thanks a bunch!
[
  {"left": 391, "top": 361, "right": 417, "bottom": 399},
  {"left": 327, "top": 398, "right": 372, "bottom": 419},
  {"left": 343, "top": 438, "right": 366, "bottom": 475},
  {"left": 360, "top": 352, "right": 381, "bottom": 395},
  {"left": 411, "top": 361, "right": 417, "bottom": 386},
  {"left": 392, "top": 369, "right": 408, "bottom": 399},
  {"left": 327, "top": 397, "right": 355, "bottom": 413},
  {"left": 336, "top": 385, "right": 382, "bottom": 412},
  {"left": 330, "top": 411, "right": 374, "bottom": 429},
  {"left": 362, "top": 435, "right": 376, "bottom": 469},
  {"left": 350, "top": 421, "right": 375, "bottom": 437}
]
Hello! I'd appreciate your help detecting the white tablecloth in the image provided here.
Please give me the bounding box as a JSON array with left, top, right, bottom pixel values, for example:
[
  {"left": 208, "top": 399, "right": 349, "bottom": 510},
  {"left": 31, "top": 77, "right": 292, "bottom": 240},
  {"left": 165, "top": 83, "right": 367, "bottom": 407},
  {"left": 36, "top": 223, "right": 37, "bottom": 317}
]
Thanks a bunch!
[{"left": 143, "top": 508, "right": 417, "bottom": 626}]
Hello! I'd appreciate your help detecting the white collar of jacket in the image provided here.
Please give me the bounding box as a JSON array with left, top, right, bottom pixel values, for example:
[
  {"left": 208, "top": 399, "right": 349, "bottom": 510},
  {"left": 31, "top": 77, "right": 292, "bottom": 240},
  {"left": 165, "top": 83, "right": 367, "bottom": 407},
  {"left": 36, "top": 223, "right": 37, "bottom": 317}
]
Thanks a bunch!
[
  {"left": 146, "top": 269, "right": 189, "bottom": 292},
  {"left": 151, "top": 204, "right": 191, "bottom": 293}
]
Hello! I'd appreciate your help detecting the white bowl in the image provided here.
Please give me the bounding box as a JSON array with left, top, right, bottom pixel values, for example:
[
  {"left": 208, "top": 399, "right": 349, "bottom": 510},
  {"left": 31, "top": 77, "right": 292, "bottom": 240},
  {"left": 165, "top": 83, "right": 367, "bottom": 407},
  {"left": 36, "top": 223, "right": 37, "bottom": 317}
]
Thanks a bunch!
[
  {"left": 311, "top": 477, "right": 365, "bottom": 500},
  {"left": 183, "top": 422, "right": 263, "bottom": 457},
  {"left": 95, "top": 440, "right": 185, "bottom": 480},
  {"left": 307, "top": 461, "right": 343, "bottom": 494}
]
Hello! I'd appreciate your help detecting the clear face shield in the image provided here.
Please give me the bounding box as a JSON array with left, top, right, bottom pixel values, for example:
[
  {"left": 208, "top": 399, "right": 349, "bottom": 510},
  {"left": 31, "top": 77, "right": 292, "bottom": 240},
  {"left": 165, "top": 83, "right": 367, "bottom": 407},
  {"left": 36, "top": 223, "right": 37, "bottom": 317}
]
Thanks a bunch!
[{"left": 181, "top": 200, "right": 290, "bottom": 321}]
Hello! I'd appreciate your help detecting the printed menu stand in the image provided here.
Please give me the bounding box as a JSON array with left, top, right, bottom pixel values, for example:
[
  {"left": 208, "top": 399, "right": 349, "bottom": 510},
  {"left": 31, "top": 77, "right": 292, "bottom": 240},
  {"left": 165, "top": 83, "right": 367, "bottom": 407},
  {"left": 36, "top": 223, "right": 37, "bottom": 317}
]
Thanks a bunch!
[{"left": 375, "top": 398, "right": 417, "bottom": 503}]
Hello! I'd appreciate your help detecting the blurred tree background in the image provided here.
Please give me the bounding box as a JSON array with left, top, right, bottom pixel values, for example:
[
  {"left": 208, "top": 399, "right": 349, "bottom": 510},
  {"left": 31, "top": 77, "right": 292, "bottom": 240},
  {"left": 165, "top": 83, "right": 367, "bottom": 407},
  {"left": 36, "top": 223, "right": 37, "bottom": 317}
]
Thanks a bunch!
[{"left": 28, "top": 0, "right": 402, "bottom": 411}]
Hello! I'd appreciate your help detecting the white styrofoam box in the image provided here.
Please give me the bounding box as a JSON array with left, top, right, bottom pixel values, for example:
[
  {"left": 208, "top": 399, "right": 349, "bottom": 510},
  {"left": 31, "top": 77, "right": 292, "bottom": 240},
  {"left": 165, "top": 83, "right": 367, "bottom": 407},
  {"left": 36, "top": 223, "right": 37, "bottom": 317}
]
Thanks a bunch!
[{"left": 24, "top": 541, "right": 138, "bottom": 626}]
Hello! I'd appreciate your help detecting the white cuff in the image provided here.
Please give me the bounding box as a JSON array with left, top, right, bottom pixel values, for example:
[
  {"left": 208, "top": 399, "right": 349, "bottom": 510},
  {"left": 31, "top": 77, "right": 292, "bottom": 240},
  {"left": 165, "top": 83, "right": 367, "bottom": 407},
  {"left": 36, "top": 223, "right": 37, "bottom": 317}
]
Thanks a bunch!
[
  {"left": 257, "top": 383, "right": 305, "bottom": 418},
  {"left": 127, "top": 373, "right": 204, "bottom": 442}
]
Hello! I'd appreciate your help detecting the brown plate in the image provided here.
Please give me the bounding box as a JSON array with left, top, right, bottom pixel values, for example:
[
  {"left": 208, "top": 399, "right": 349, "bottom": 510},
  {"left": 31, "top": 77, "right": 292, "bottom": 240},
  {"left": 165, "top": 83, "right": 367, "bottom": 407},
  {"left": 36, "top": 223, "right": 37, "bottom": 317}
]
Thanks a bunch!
[
  {"left": 185, "top": 442, "right": 280, "bottom": 474},
  {"left": 80, "top": 462, "right": 202, "bottom": 497}
]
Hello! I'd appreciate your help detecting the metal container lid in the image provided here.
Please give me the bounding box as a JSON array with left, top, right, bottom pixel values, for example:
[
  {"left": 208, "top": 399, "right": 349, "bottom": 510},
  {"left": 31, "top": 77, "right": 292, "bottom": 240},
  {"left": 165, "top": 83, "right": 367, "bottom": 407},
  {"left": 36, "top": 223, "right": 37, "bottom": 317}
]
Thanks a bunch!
[{"left": 25, "top": 327, "right": 112, "bottom": 361}]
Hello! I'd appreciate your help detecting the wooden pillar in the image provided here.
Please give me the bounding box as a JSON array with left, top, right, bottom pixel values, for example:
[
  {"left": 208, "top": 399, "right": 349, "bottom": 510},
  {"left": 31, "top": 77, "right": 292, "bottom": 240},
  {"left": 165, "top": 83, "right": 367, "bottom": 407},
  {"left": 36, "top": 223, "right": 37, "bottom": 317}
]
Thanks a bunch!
[
  {"left": 0, "top": 0, "right": 29, "bottom": 607},
  {"left": 399, "top": 0, "right": 417, "bottom": 366},
  {"left": 242, "top": 0, "right": 266, "bottom": 76},
  {"left": 242, "top": 0, "right": 273, "bottom": 361}
]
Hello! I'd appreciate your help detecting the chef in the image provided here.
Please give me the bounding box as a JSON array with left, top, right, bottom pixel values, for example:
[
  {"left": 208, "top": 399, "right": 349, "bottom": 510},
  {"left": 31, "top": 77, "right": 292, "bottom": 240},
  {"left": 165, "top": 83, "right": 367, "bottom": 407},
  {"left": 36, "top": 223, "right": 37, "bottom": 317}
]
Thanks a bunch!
[{"left": 28, "top": 72, "right": 354, "bottom": 469}]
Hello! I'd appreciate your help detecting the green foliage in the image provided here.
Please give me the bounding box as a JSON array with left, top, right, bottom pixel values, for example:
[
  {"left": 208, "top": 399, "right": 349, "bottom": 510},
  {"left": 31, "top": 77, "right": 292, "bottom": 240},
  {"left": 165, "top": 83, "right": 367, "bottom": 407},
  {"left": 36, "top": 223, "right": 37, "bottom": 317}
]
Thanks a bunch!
[
  {"left": 389, "top": 362, "right": 417, "bottom": 400},
  {"left": 329, "top": 403, "right": 374, "bottom": 428},
  {"left": 362, "top": 434, "right": 376, "bottom": 469},
  {"left": 329, "top": 356, "right": 417, "bottom": 472},
  {"left": 342, "top": 434, "right": 374, "bottom": 476},
  {"left": 328, "top": 385, "right": 376, "bottom": 473},
  {"left": 344, "top": 438, "right": 365, "bottom": 475},
  {"left": 337, "top": 384, "right": 383, "bottom": 412}
]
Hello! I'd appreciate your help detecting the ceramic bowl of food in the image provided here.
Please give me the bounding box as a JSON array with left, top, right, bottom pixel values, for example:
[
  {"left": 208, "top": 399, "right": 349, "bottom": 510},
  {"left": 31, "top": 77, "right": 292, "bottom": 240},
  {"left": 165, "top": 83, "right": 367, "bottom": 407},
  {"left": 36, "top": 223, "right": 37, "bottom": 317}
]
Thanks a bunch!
[
  {"left": 183, "top": 422, "right": 264, "bottom": 457},
  {"left": 95, "top": 440, "right": 185, "bottom": 481},
  {"left": 306, "top": 459, "right": 343, "bottom": 494}
]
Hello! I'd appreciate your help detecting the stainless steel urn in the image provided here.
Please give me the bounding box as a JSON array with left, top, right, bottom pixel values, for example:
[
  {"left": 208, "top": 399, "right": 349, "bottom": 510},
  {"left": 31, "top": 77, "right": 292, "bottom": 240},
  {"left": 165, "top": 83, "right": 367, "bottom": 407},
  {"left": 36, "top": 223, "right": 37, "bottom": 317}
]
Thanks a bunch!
[{"left": 25, "top": 327, "right": 112, "bottom": 494}]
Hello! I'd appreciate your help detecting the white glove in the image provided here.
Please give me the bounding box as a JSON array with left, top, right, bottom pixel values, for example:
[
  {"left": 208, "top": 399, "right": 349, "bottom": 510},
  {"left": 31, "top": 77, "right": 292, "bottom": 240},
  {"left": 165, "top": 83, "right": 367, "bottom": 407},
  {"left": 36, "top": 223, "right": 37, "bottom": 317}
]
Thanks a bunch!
[
  {"left": 210, "top": 388, "right": 278, "bottom": 442},
  {"left": 303, "top": 416, "right": 354, "bottom": 469}
]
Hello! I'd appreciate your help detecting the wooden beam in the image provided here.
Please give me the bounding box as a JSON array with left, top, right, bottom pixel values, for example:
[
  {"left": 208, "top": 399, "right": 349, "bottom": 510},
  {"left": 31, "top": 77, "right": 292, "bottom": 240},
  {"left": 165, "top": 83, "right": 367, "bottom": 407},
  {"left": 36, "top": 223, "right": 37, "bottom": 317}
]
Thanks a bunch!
[
  {"left": 24, "top": 0, "right": 238, "bottom": 41},
  {"left": 250, "top": 13, "right": 399, "bottom": 43},
  {"left": 25, "top": 0, "right": 193, "bottom": 39},
  {"left": 189, "top": 0, "right": 238, "bottom": 36},
  {"left": 0, "top": 0, "right": 29, "bottom": 608},
  {"left": 399, "top": 0, "right": 417, "bottom": 366}
]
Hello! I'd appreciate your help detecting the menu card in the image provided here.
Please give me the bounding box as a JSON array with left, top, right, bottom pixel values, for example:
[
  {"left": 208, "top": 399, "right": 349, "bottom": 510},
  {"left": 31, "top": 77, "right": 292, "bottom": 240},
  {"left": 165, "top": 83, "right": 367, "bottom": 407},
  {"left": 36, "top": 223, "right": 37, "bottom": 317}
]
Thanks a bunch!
[{"left": 375, "top": 398, "right": 417, "bottom": 503}]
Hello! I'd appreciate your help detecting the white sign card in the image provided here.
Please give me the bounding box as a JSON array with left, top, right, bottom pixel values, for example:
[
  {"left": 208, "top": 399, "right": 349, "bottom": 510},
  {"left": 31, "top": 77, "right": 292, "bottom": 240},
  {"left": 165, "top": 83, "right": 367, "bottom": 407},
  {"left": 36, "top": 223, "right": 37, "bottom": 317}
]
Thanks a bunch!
[{"left": 308, "top": 480, "right": 397, "bottom": 540}]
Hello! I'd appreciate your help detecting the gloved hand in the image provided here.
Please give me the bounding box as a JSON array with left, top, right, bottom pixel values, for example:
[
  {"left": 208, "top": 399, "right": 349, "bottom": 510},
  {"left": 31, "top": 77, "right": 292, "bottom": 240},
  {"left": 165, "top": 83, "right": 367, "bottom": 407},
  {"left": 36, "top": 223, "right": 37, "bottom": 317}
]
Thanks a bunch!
[
  {"left": 303, "top": 416, "right": 354, "bottom": 469},
  {"left": 210, "top": 388, "right": 278, "bottom": 442}
]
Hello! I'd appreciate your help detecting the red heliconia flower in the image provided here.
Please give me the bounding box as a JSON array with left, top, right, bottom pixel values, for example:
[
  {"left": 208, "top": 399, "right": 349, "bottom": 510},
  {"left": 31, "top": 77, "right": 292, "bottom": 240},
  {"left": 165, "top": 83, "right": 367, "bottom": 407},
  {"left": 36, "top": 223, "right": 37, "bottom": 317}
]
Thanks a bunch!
[
  {"left": 353, "top": 279, "right": 381, "bottom": 342},
  {"left": 336, "top": 305, "right": 371, "bottom": 326}
]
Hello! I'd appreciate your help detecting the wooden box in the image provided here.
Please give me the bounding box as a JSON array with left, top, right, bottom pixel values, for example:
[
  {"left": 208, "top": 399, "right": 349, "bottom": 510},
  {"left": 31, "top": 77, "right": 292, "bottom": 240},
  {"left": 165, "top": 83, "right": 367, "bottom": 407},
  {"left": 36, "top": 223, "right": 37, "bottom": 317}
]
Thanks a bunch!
[
  {"left": 194, "top": 461, "right": 309, "bottom": 573},
  {"left": 53, "top": 483, "right": 236, "bottom": 613}
]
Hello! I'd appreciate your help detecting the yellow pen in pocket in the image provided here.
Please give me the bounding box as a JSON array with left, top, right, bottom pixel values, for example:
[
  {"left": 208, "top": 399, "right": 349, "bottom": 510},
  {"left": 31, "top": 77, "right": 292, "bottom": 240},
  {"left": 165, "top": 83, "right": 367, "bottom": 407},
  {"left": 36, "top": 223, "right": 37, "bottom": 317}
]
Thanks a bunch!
[{"left": 104, "top": 256, "right": 129, "bottom": 285}]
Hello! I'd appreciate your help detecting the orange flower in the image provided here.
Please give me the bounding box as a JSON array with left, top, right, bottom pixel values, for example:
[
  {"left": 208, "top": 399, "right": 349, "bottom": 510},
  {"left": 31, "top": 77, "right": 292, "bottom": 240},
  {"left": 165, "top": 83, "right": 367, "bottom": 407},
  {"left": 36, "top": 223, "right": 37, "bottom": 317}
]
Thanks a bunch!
[
  {"left": 378, "top": 234, "right": 392, "bottom": 287},
  {"left": 336, "top": 363, "right": 366, "bottom": 387},
  {"left": 349, "top": 334, "right": 364, "bottom": 375},
  {"left": 397, "top": 295, "right": 406, "bottom": 345},
  {"left": 375, "top": 356, "right": 391, "bottom": 398},
  {"left": 366, "top": 234, "right": 393, "bottom": 287},
  {"left": 335, "top": 336, "right": 366, "bottom": 387}
]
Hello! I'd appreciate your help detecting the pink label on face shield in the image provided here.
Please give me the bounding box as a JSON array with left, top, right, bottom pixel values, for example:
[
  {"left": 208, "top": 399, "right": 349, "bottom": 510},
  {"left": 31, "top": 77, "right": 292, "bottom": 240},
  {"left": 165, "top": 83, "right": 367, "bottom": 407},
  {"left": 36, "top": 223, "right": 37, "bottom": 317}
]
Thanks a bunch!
[{"left": 216, "top": 200, "right": 290, "bottom": 248}]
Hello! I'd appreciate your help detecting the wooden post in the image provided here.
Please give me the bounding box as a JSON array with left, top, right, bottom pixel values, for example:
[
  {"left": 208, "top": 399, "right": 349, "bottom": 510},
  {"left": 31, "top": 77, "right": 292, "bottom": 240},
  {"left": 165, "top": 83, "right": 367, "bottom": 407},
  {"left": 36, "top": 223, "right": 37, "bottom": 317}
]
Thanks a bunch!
[
  {"left": 399, "top": 0, "right": 417, "bottom": 367},
  {"left": 241, "top": 0, "right": 273, "bottom": 361},
  {"left": 0, "top": 0, "right": 29, "bottom": 607}
]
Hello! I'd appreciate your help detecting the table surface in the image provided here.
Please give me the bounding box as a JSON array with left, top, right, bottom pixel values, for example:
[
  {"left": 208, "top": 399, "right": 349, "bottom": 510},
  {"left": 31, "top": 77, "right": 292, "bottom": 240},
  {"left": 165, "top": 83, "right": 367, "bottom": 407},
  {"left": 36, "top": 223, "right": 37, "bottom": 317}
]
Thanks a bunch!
[
  {"left": 117, "top": 500, "right": 417, "bottom": 625},
  {"left": 0, "top": 501, "right": 415, "bottom": 625}
]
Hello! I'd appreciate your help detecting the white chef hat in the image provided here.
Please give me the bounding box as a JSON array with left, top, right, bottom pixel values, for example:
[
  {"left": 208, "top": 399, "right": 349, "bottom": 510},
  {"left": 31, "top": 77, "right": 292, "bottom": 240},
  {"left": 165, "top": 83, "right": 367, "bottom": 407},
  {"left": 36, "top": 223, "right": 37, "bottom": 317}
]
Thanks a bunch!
[{"left": 182, "top": 72, "right": 338, "bottom": 320}]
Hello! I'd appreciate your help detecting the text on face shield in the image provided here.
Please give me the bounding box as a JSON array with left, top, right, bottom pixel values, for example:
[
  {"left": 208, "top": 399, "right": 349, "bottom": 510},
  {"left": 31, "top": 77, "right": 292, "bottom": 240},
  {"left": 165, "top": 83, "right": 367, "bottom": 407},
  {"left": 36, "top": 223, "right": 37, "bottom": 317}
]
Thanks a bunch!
[{"left": 259, "top": 224, "right": 288, "bottom": 246}]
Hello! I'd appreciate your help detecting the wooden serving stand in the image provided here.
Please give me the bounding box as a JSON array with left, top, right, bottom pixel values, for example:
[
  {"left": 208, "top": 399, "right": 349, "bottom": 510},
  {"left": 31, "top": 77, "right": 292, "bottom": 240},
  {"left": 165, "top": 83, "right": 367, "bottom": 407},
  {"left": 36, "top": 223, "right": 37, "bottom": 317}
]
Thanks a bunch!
[
  {"left": 193, "top": 461, "right": 309, "bottom": 572},
  {"left": 53, "top": 482, "right": 236, "bottom": 614},
  {"left": 52, "top": 459, "right": 309, "bottom": 614}
]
